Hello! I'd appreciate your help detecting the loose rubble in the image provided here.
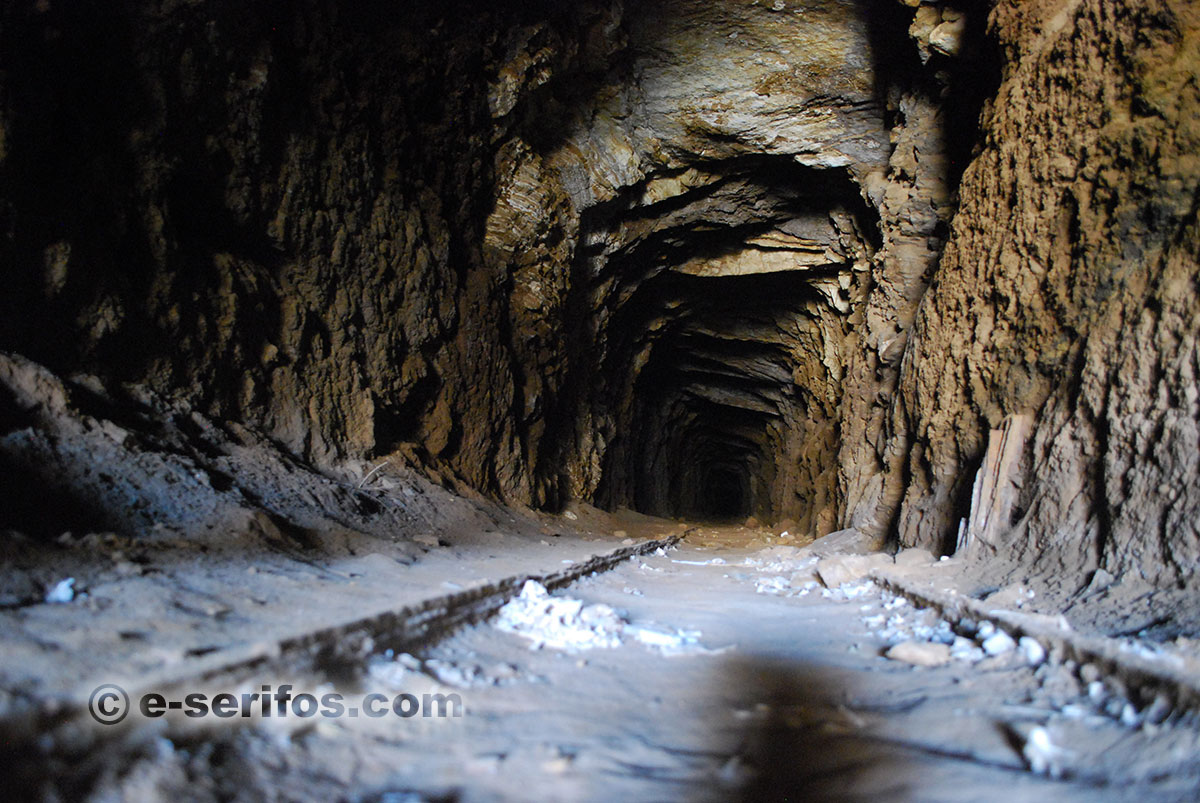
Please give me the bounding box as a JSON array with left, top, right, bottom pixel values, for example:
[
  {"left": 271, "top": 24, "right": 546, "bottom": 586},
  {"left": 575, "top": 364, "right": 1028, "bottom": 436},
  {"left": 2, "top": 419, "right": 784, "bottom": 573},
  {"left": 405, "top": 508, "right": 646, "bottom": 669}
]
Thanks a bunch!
[
  {"left": 493, "top": 580, "right": 717, "bottom": 656},
  {"left": 494, "top": 581, "right": 625, "bottom": 652},
  {"left": 43, "top": 578, "right": 75, "bottom": 604}
]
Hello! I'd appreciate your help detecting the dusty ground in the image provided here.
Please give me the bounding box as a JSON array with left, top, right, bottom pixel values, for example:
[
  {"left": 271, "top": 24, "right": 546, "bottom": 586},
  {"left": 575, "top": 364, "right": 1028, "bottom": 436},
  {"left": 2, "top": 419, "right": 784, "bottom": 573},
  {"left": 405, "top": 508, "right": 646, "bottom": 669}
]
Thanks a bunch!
[{"left": 5, "top": 513, "right": 1200, "bottom": 801}]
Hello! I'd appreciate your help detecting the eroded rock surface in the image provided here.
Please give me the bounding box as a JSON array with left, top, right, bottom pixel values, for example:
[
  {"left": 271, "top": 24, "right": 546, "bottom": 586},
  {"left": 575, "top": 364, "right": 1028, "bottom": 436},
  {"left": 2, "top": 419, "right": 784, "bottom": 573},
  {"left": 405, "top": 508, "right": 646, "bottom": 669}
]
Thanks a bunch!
[
  {"left": 1, "top": 0, "right": 1197, "bottom": 602},
  {"left": 889, "top": 0, "right": 1200, "bottom": 585}
]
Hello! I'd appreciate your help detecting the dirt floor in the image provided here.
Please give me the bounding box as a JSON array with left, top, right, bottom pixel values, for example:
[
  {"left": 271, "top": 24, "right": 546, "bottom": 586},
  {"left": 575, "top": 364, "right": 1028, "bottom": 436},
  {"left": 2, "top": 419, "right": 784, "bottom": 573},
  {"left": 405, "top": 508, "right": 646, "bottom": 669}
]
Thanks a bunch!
[{"left": 5, "top": 506, "right": 1200, "bottom": 801}]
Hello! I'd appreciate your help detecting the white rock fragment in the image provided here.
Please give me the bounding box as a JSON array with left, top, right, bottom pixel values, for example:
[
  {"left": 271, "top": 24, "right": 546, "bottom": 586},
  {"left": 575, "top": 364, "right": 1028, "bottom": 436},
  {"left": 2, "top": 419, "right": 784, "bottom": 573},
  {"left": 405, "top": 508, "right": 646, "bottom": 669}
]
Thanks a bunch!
[
  {"left": 627, "top": 626, "right": 679, "bottom": 648},
  {"left": 839, "top": 580, "right": 876, "bottom": 599},
  {"left": 494, "top": 580, "right": 623, "bottom": 652},
  {"left": 755, "top": 576, "right": 789, "bottom": 595},
  {"left": 44, "top": 578, "right": 75, "bottom": 604},
  {"left": 885, "top": 641, "right": 952, "bottom": 667},
  {"left": 1060, "top": 703, "right": 1092, "bottom": 720},
  {"left": 637, "top": 622, "right": 728, "bottom": 656},
  {"left": 368, "top": 654, "right": 416, "bottom": 688},
  {"left": 918, "top": 620, "right": 955, "bottom": 644},
  {"left": 1022, "top": 726, "right": 1068, "bottom": 779},
  {"left": 494, "top": 580, "right": 716, "bottom": 656},
  {"left": 951, "top": 636, "right": 985, "bottom": 663},
  {"left": 982, "top": 630, "right": 1017, "bottom": 656},
  {"left": 424, "top": 659, "right": 479, "bottom": 687},
  {"left": 1018, "top": 636, "right": 1046, "bottom": 666}
]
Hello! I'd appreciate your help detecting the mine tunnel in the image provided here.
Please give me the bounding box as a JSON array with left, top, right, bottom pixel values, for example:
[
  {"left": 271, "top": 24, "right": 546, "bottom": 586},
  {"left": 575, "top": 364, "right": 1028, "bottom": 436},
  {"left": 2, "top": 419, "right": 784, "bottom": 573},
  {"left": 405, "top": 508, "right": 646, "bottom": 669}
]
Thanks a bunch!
[
  {"left": 580, "top": 157, "right": 879, "bottom": 528},
  {"left": 2, "top": 0, "right": 1200, "bottom": 799}
]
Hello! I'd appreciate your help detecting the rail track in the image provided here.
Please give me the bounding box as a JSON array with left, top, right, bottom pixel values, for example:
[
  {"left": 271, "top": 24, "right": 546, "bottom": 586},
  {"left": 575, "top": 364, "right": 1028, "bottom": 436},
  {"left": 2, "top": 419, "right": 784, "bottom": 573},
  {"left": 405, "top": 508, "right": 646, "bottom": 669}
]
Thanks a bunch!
[{"left": 4, "top": 533, "right": 684, "bottom": 796}]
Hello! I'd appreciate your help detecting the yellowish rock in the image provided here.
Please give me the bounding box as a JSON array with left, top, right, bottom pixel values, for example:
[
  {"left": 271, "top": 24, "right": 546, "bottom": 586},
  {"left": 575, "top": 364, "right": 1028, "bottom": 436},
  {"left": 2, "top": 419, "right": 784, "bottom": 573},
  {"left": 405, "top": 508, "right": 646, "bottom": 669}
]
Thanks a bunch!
[{"left": 885, "top": 641, "right": 952, "bottom": 667}]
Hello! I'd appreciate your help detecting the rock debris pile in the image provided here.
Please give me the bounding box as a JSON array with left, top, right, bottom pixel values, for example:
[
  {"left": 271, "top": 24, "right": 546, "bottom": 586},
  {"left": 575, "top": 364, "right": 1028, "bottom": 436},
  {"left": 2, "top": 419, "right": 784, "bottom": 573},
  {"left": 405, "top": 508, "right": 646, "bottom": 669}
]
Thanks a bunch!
[{"left": 494, "top": 579, "right": 719, "bottom": 656}]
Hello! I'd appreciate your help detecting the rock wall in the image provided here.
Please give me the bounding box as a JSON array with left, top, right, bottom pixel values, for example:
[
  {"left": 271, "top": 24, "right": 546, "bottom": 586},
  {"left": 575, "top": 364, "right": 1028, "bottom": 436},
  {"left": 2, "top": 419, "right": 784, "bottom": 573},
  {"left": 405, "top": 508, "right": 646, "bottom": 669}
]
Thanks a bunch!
[
  {"left": 885, "top": 0, "right": 1200, "bottom": 584},
  {"left": 486, "top": 0, "right": 924, "bottom": 525},
  {"left": 0, "top": 0, "right": 620, "bottom": 507},
  {"left": 0, "top": 0, "right": 977, "bottom": 534}
]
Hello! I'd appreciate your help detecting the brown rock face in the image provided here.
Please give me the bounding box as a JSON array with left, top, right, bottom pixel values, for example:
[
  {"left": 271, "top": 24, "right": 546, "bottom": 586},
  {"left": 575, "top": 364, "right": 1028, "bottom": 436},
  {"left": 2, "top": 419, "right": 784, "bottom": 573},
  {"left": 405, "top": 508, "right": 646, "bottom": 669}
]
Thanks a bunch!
[
  {"left": 888, "top": 0, "right": 1200, "bottom": 583},
  {"left": 1, "top": 0, "right": 1197, "bottom": 587}
]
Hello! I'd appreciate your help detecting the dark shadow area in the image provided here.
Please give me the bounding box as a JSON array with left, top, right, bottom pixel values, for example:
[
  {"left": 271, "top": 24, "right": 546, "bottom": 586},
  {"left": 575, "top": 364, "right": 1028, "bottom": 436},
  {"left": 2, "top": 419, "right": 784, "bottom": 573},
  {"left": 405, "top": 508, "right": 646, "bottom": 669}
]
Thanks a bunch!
[
  {"left": 694, "top": 464, "right": 751, "bottom": 521},
  {"left": 0, "top": 449, "right": 114, "bottom": 541},
  {"left": 723, "top": 654, "right": 1052, "bottom": 802},
  {"left": 546, "top": 156, "right": 877, "bottom": 516},
  {"left": 727, "top": 655, "right": 914, "bottom": 802},
  {"left": 0, "top": 0, "right": 154, "bottom": 372},
  {"left": 861, "top": 0, "right": 1001, "bottom": 194}
]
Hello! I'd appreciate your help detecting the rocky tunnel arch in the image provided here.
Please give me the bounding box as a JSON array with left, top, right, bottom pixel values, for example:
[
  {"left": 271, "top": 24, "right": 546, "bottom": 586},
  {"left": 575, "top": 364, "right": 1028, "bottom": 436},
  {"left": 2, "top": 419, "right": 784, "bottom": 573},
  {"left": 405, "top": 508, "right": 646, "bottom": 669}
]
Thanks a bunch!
[
  {"left": 561, "top": 159, "right": 880, "bottom": 528},
  {"left": 478, "top": 0, "right": 946, "bottom": 538}
]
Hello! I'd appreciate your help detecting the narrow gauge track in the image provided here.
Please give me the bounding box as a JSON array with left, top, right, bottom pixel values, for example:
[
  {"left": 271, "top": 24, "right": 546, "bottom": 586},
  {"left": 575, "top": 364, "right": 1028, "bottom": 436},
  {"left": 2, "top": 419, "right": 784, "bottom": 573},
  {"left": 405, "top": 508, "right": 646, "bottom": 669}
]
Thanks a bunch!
[{"left": 4, "top": 533, "right": 685, "bottom": 796}]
